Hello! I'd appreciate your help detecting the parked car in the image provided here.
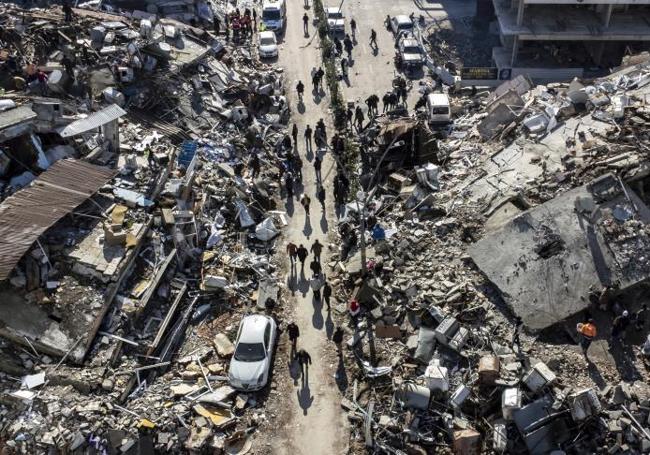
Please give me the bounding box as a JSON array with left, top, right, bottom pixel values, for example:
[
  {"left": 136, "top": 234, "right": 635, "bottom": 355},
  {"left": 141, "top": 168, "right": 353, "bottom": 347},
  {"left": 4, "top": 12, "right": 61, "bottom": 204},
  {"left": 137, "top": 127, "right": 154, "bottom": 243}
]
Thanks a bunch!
[
  {"left": 396, "top": 35, "right": 425, "bottom": 71},
  {"left": 390, "top": 15, "right": 413, "bottom": 38},
  {"left": 326, "top": 6, "right": 345, "bottom": 33},
  {"left": 228, "top": 314, "right": 277, "bottom": 391},
  {"left": 258, "top": 31, "right": 279, "bottom": 58}
]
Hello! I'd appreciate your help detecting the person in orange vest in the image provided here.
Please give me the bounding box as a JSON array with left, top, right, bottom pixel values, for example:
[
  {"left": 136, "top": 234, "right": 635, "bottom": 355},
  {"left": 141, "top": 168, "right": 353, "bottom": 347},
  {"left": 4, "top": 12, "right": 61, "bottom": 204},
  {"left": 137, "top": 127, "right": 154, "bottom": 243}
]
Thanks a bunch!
[{"left": 577, "top": 319, "right": 597, "bottom": 360}]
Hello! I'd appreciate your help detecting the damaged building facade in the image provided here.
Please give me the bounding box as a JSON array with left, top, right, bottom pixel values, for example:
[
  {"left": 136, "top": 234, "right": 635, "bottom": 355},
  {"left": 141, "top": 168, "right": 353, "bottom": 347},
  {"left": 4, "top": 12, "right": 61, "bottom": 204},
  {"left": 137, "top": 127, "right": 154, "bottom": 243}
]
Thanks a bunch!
[{"left": 491, "top": 0, "right": 650, "bottom": 82}]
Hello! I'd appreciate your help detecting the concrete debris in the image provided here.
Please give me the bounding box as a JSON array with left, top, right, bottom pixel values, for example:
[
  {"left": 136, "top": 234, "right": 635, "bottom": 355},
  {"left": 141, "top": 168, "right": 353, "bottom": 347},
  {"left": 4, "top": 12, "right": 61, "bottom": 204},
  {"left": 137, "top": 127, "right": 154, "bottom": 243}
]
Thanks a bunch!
[
  {"left": 329, "top": 53, "right": 650, "bottom": 454},
  {"left": 0, "top": 1, "right": 292, "bottom": 451}
]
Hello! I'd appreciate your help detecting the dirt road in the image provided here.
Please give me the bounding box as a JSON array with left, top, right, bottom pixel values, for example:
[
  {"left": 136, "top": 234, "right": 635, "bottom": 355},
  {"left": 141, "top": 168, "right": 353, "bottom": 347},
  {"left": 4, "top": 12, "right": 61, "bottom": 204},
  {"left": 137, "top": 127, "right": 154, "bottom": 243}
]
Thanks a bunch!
[{"left": 271, "top": 1, "right": 348, "bottom": 453}]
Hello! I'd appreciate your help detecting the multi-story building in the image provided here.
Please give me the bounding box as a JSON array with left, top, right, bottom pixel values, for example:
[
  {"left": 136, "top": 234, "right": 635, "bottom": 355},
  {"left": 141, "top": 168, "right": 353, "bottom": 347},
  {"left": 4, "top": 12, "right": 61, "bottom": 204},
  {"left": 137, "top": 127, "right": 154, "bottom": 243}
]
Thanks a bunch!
[{"left": 491, "top": 0, "right": 650, "bottom": 81}]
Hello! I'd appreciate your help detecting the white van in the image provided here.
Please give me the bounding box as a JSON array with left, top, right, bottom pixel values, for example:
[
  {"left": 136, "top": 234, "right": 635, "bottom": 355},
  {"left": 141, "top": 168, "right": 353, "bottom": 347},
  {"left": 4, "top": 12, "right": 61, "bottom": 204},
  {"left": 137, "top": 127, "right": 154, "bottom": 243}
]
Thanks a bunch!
[
  {"left": 426, "top": 93, "right": 451, "bottom": 124},
  {"left": 262, "top": 0, "right": 286, "bottom": 32}
]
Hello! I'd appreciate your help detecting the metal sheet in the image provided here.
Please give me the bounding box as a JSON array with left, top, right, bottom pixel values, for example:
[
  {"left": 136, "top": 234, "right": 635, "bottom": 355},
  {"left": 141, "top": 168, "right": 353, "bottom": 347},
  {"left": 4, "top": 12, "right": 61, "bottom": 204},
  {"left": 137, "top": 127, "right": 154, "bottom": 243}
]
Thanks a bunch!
[
  {"left": 0, "top": 158, "right": 116, "bottom": 280},
  {"left": 59, "top": 104, "right": 126, "bottom": 138}
]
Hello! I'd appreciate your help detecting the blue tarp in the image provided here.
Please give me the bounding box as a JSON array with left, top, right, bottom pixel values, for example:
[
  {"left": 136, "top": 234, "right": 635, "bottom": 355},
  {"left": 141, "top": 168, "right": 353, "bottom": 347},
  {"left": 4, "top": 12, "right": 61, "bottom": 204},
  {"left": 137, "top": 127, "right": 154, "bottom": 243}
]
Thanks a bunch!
[{"left": 178, "top": 141, "right": 198, "bottom": 168}]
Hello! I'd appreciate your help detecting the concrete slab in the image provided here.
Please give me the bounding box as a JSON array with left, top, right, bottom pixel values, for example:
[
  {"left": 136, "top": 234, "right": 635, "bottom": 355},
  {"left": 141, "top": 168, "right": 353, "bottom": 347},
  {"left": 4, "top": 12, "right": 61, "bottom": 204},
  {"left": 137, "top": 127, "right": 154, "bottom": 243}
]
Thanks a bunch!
[{"left": 469, "top": 174, "right": 650, "bottom": 330}]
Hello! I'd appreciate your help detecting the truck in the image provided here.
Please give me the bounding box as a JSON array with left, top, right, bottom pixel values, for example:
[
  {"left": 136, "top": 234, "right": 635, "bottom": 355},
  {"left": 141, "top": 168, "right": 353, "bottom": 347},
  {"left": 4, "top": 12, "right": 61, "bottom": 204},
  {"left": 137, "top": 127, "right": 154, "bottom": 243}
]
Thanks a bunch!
[
  {"left": 426, "top": 93, "right": 451, "bottom": 125},
  {"left": 262, "top": 0, "right": 286, "bottom": 32}
]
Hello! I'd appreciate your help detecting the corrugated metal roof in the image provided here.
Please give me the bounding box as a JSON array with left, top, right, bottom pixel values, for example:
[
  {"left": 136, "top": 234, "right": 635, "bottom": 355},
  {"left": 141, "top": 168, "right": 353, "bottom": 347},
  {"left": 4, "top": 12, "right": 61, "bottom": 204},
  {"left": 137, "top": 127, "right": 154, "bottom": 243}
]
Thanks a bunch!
[
  {"left": 0, "top": 159, "right": 116, "bottom": 280},
  {"left": 0, "top": 106, "right": 37, "bottom": 131},
  {"left": 59, "top": 104, "right": 127, "bottom": 138}
]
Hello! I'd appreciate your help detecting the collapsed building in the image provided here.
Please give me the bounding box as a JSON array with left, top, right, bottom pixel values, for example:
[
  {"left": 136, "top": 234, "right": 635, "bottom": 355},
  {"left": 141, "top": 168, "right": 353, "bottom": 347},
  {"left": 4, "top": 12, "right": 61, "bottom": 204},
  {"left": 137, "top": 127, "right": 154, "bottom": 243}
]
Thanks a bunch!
[
  {"left": 0, "top": 2, "right": 297, "bottom": 452},
  {"left": 328, "top": 56, "right": 650, "bottom": 453}
]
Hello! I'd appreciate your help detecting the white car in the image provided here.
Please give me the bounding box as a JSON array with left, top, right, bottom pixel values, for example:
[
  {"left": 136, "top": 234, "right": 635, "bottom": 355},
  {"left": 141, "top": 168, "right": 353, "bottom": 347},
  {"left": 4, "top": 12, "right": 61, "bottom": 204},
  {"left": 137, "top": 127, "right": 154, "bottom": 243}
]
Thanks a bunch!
[
  {"left": 390, "top": 15, "right": 413, "bottom": 37},
  {"left": 228, "top": 314, "right": 277, "bottom": 391},
  {"left": 258, "top": 31, "right": 279, "bottom": 58},
  {"left": 326, "top": 7, "right": 345, "bottom": 33}
]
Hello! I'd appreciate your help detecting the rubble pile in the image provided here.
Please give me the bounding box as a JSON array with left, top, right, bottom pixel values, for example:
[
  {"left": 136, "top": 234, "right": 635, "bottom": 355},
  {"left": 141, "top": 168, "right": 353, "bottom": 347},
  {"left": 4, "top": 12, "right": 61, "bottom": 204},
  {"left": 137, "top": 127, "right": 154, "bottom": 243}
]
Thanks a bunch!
[
  {"left": 328, "top": 64, "right": 650, "bottom": 452},
  {"left": 0, "top": 2, "right": 295, "bottom": 453}
]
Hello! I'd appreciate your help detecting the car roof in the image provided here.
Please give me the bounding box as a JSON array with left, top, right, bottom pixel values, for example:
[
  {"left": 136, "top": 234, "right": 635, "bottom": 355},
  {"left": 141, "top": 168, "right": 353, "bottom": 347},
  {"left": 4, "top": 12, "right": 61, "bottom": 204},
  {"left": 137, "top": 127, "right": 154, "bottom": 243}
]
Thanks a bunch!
[
  {"left": 427, "top": 93, "right": 450, "bottom": 105},
  {"left": 260, "top": 31, "right": 276, "bottom": 39},
  {"left": 238, "top": 314, "right": 272, "bottom": 343},
  {"left": 394, "top": 15, "right": 412, "bottom": 24},
  {"left": 401, "top": 39, "right": 419, "bottom": 47}
]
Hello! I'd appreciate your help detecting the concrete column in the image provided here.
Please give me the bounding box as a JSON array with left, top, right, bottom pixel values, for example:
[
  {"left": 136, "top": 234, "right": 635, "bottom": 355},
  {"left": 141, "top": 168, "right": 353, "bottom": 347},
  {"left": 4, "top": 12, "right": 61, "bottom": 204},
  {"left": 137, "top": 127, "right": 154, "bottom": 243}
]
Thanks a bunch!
[
  {"left": 511, "top": 35, "right": 519, "bottom": 67},
  {"left": 102, "top": 120, "right": 120, "bottom": 153},
  {"left": 516, "top": 0, "right": 525, "bottom": 26},
  {"left": 602, "top": 4, "right": 613, "bottom": 28}
]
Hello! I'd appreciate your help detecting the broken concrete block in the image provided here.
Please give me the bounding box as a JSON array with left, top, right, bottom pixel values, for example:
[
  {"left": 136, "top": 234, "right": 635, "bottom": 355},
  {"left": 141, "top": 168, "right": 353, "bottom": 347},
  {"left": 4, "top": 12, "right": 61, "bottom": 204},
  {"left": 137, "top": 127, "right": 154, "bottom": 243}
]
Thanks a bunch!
[
  {"left": 501, "top": 388, "right": 522, "bottom": 420},
  {"left": 449, "top": 384, "right": 471, "bottom": 409},
  {"left": 185, "top": 426, "right": 211, "bottom": 451},
  {"left": 424, "top": 358, "right": 449, "bottom": 393},
  {"left": 478, "top": 356, "right": 500, "bottom": 385},
  {"left": 213, "top": 333, "right": 235, "bottom": 357},
  {"left": 453, "top": 429, "right": 481, "bottom": 455},
  {"left": 396, "top": 383, "right": 430, "bottom": 410},
  {"left": 170, "top": 383, "right": 199, "bottom": 397},
  {"left": 523, "top": 362, "right": 556, "bottom": 393},
  {"left": 568, "top": 388, "right": 601, "bottom": 421}
]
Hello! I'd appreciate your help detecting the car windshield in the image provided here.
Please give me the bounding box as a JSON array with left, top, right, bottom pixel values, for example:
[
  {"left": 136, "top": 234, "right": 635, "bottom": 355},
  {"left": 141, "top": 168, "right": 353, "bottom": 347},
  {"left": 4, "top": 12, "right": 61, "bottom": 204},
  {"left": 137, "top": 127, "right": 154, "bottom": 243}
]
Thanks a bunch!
[
  {"left": 234, "top": 342, "right": 266, "bottom": 362},
  {"left": 260, "top": 36, "right": 276, "bottom": 45},
  {"left": 328, "top": 11, "right": 342, "bottom": 19},
  {"left": 398, "top": 23, "right": 413, "bottom": 31},
  {"left": 404, "top": 45, "right": 421, "bottom": 54},
  {"left": 431, "top": 106, "right": 449, "bottom": 115},
  {"left": 263, "top": 9, "right": 281, "bottom": 20}
]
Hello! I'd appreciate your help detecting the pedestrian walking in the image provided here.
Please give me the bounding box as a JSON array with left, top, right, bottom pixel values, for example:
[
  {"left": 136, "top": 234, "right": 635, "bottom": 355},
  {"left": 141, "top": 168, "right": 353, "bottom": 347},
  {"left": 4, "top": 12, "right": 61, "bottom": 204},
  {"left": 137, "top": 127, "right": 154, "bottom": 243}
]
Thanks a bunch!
[
  {"left": 63, "top": 0, "right": 73, "bottom": 22},
  {"left": 332, "top": 326, "right": 344, "bottom": 353},
  {"left": 370, "top": 29, "right": 377, "bottom": 48},
  {"left": 317, "top": 185, "right": 326, "bottom": 210},
  {"left": 511, "top": 316, "right": 523, "bottom": 351},
  {"left": 301, "top": 194, "right": 311, "bottom": 215},
  {"left": 61, "top": 55, "right": 74, "bottom": 78},
  {"left": 350, "top": 18, "right": 357, "bottom": 39},
  {"left": 310, "top": 239, "right": 323, "bottom": 262},
  {"left": 304, "top": 124, "right": 313, "bottom": 152},
  {"left": 612, "top": 310, "right": 631, "bottom": 341},
  {"left": 249, "top": 154, "right": 261, "bottom": 178},
  {"left": 309, "top": 259, "right": 321, "bottom": 277},
  {"left": 344, "top": 34, "right": 353, "bottom": 59},
  {"left": 294, "top": 155, "right": 303, "bottom": 181},
  {"left": 287, "top": 322, "right": 300, "bottom": 358},
  {"left": 213, "top": 16, "right": 221, "bottom": 35},
  {"left": 285, "top": 172, "right": 294, "bottom": 199},
  {"left": 355, "top": 106, "right": 365, "bottom": 131},
  {"left": 382, "top": 92, "right": 391, "bottom": 113},
  {"left": 316, "top": 67, "right": 325, "bottom": 89},
  {"left": 323, "top": 281, "right": 332, "bottom": 308},
  {"left": 346, "top": 107, "right": 353, "bottom": 128},
  {"left": 349, "top": 298, "right": 361, "bottom": 324},
  {"left": 252, "top": 9, "right": 257, "bottom": 28},
  {"left": 314, "top": 155, "right": 322, "bottom": 182},
  {"left": 297, "top": 244, "right": 308, "bottom": 269},
  {"left": 36, "top": 70, "right": 49, "bottom": 96},
  {"left": 340, "top": 57, "right": 348, "bottom": 77},
  {"left": 635, "top": 304, "right": 648, "bottom": 331},
  {"left": 287, "top": 241, "right": 298, "bottom": 264},
  {"left": 303, "top": 13, "right": 310, "bottom": 35},
  {"left": 577, "top": 319, "right": 597, "bottom": 361},
  {"left": 296, "top": 349, "right": 312, "bottom": 382},
  {"left": 296, "top": 80, "right": 305, "bottom": 102},
  {"left": 292, "top": 124, "right": 299, "bottom": 148},
  {"left": 334, "top": 36, "right": 343, "bottom": 56}
]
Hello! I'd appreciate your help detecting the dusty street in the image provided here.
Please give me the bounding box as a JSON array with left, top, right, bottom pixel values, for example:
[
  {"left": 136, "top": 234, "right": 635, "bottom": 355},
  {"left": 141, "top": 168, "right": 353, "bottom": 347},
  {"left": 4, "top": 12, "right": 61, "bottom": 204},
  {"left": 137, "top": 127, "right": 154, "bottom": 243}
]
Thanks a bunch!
[
  {"left": 269, "top": 1, "right": 348, "bottom": 453},
  {"left": 336, "top": 0, "right": 475, "bottom": 108}
]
